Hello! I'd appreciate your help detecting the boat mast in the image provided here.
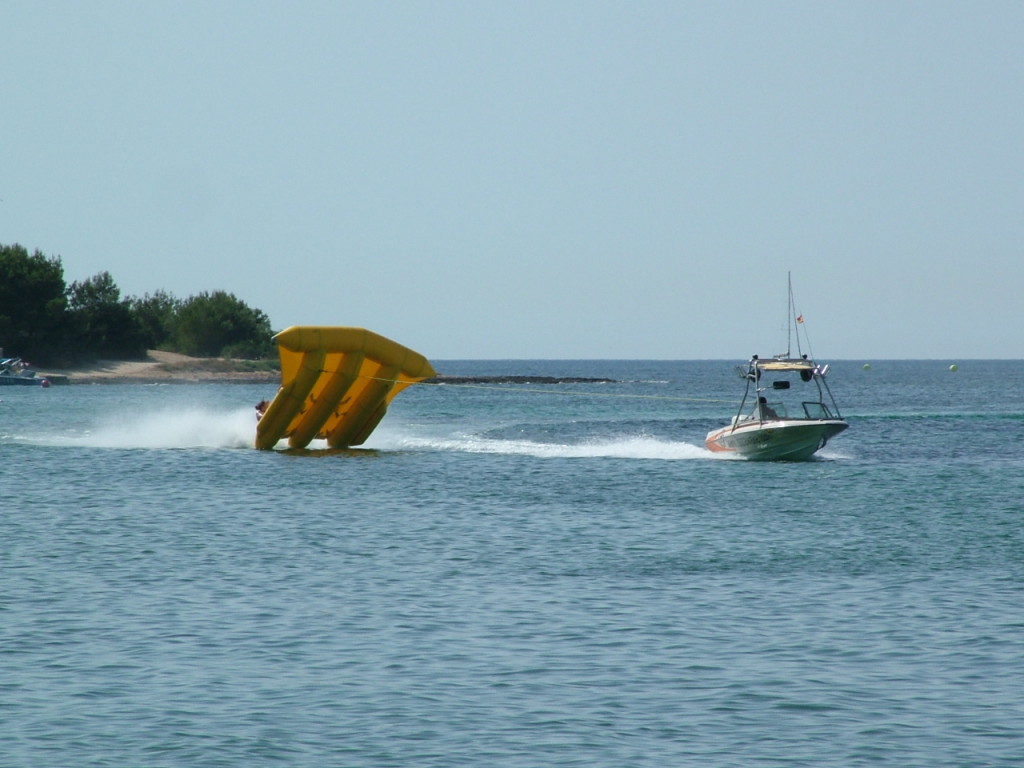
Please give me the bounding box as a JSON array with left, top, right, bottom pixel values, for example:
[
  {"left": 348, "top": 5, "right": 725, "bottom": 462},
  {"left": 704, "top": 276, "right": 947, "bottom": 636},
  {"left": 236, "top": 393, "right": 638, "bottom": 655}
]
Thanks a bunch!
[
  {"left": 786, "top": 273, "right": 791, "bottom": 358},
  {"left": 788, "top": 272, "right": 804, "bottom": 359}
]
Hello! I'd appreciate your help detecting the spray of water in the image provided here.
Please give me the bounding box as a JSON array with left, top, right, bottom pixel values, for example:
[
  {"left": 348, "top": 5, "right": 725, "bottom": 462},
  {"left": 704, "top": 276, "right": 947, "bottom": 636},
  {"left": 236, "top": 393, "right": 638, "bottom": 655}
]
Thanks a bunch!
[
  {"left": 370, "top": 432, "right": 715, "bottom": 460},
  {"left": 55, "top": 407, "right": 257, "bottom": 449},
  {"left": 32, "top": 406, "right": 733, "bottom": 460}
]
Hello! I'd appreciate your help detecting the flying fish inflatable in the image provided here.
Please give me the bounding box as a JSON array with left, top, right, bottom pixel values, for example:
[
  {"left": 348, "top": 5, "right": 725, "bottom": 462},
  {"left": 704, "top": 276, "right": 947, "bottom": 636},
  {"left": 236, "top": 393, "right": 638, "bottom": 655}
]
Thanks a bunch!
[{"left": 254, "top": 326, "right": 435, "bottom": 450}]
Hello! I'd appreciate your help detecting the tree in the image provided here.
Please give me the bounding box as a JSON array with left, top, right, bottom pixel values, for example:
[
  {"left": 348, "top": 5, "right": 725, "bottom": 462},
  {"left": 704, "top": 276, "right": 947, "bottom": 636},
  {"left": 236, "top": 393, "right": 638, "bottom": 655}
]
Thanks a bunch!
[
  {"left": 1, "top": 242, "right": 277, "bottom": 364},
  {"left": 173, "top": 290, "right": 274, "bottom": 358},
  {"left": 0, "top": 243, "right": 69, "bottom": 362},
  {"left": 66, "top": 271, "right": 147, "bottom": 359},
  {"left": 130, "top": 290, "right": 182, "bottom": 350}
]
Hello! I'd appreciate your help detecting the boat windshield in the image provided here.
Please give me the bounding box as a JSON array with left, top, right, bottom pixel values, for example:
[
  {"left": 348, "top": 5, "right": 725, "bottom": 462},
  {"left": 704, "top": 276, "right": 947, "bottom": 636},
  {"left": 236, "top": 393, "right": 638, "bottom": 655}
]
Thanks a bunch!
[{"left": 801, "top": 401, "right": 834, "bottom": 419}]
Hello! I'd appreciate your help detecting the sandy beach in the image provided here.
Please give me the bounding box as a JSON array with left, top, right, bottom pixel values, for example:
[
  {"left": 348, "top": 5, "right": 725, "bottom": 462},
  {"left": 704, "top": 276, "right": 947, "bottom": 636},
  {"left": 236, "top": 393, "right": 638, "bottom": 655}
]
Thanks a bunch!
[{"left": 41, "top": 350, "right": 280, "bottom": 384}]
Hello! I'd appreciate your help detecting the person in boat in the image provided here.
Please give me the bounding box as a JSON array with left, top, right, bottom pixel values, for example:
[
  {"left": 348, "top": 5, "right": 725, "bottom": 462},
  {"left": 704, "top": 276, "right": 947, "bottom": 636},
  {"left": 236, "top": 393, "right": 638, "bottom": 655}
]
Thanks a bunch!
[
  {"left": 758, "top": 397, "right": 779, "bottom": 420},
  {"left": 255, "top": 400, "right": 270, "bottom": 420}
]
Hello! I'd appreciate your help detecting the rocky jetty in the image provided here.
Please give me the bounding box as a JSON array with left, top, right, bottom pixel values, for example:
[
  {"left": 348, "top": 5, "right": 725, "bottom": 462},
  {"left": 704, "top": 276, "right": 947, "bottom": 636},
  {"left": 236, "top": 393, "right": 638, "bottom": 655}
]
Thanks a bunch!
[{"left": 426, "top": 375, "right": 616, "bottom": 385}]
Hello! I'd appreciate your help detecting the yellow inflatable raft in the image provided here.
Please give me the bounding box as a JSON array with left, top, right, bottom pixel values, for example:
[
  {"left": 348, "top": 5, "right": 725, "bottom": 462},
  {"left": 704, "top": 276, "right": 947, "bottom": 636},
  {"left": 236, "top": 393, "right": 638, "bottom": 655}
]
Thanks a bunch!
[{"left": 255, "top": 326, "right": 435, "bottom": 450}]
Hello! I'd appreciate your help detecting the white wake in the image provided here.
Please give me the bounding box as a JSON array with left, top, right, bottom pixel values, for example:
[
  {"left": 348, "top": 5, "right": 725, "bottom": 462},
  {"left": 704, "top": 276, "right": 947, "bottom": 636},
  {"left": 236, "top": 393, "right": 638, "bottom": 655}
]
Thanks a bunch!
[
  {"left": 46, "top": 407, "right": 257, "bottom": 449},
  {"left": 369, "top": 432, "right": 715, "bottom": 460}
]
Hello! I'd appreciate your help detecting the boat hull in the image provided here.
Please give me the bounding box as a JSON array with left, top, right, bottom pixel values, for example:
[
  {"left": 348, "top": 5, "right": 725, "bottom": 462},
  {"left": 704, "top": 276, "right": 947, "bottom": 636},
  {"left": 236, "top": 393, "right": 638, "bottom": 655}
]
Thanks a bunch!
[
  {"left": 705, "top": 419, "right": 848, "bottom": 461},
  {"left": 0, "top": 375, "right": 44, "bottom": 386}
]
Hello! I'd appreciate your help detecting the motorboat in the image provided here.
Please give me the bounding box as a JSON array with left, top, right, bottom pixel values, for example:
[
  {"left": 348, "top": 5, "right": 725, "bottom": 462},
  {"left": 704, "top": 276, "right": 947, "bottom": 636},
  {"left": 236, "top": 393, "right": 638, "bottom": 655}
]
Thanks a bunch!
[
  {"left": 0, "top": 357, "right": 50, "bottom": 386},
  {"left": 705, "top": 354, "right": 847, "bottom": 460},
  {"left": 705, "top": 277, "right": 848, "bottom": 461}
]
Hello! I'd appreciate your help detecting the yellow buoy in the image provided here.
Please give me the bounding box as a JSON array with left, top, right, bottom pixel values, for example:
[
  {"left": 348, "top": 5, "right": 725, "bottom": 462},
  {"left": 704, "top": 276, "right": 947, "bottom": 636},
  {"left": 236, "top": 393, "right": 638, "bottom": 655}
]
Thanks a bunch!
[{"left": 949, "top": 364, "right": 959, "bottom": 372}]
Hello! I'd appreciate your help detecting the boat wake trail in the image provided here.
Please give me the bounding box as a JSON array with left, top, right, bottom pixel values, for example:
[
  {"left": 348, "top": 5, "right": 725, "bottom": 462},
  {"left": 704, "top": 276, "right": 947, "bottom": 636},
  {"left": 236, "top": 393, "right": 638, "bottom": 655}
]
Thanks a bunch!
[
  {"left": 45, "top": 408, "right": 257, "bottom": 449},
  {"left": 375, "top": 433, "right": 714, "bottom": 461}
]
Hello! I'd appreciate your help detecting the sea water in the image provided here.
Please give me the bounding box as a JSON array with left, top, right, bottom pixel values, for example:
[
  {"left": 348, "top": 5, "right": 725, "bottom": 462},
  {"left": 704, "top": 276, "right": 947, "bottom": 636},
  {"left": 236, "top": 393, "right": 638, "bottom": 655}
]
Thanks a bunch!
[{"left": 1, "top": 360, "right": 1022, "bottom": 767}]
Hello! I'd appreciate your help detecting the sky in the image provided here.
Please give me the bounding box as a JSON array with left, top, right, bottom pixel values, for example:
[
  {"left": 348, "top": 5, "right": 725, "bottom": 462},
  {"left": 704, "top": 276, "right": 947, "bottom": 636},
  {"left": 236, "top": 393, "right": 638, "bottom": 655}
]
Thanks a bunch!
[{"left": 2, "top": 1, "right": 1021, "bottom": 359}]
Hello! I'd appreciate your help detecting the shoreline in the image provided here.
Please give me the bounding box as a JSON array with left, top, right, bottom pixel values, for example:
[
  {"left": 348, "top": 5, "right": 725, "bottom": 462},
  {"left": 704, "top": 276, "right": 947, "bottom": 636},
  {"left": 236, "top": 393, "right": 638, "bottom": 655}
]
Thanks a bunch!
[
  {"left": 39, "top": 350, "right": 280, "bottom": 385},
  {"left": 36, "top": 352, "right": 619, "bottom": 386}
]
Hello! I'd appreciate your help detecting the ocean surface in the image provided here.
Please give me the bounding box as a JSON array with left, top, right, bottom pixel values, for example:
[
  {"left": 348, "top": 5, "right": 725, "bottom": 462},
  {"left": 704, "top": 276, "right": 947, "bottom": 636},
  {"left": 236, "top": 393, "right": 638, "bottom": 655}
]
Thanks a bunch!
[{"left": 2, "top": 359, "right": 1022, "bottom": 767}]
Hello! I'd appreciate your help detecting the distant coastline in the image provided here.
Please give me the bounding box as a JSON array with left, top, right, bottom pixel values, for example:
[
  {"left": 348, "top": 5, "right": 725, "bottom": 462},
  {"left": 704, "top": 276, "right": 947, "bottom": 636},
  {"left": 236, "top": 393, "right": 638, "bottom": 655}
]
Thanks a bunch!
[
  {"left": 38, "top": 355, "right": 1012, "bottom": 386},
  {"left": 39, "top": 352, "right": 620, "bottom": 385},
  {"left": 40, "top": 350, "right": 280, "bottom": 385},
  {"left": 425, "top": 375, "right": 616, "bottom": 385}
]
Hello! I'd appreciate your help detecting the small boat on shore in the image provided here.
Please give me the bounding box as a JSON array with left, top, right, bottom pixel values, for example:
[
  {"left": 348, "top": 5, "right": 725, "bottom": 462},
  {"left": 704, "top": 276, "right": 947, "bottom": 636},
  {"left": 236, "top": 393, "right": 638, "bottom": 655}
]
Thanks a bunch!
[
  {"left": 0, "top": 357, "right": 50, "bottom": 387},
  {"left": 705, "top": 278, "right": 847, "bottom": 461}
]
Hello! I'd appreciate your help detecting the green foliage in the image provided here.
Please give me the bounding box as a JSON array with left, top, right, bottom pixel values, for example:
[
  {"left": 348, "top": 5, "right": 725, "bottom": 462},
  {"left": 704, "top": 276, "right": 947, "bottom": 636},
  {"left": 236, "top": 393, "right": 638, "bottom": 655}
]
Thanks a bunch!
[
  {"left": 173, "top": 291, "right": 274, "bottom": 359},
  {"left": 1, "top": 243, "right": 277, "bottom": 364},
  {"left": 0, "top": 244, "right": 69, "bottom": 362},
  {"left": 130, "top": 290, "right": 182, "bottom": 350},
  {"left": 67, "top": 270, "right": 121, "bottom": 310},
  {"left": 66, "top": 271, "right": 148, "bottom": 359}
]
